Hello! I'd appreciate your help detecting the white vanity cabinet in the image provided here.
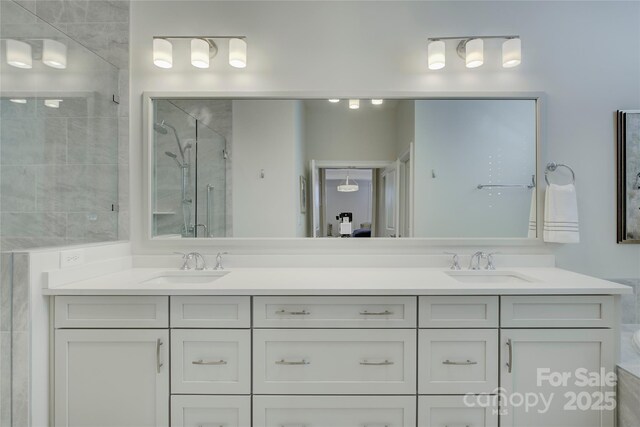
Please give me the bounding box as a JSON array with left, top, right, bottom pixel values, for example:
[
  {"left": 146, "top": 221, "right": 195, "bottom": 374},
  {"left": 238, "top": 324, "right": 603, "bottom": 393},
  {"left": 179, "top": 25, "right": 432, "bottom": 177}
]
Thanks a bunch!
[
  {"left": 51, "top": 293, "right": 618, "bottom": 427},
  {"left": 54, "top": 329, "right": 169, "bottom": 427}
]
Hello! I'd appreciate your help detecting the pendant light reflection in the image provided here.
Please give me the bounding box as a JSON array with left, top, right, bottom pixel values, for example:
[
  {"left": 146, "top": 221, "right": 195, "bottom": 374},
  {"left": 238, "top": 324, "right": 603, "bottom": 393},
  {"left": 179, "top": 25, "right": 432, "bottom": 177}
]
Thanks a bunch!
[
  {"left": 229, "top": 38, "right": 247, "bottom": 68},
  {"left": 153, "top": 38, "right": 173, "bottom": 69},
  {"left": 337, "top": 173, "right": 359, "bottom": 192},
  {"left": 10, "top": 99, "right": 27, "bottom": 104},
  {"left": 371, "top": 99, "right": 383, "bottom": 105},
  {"left": 465, "top": 38, "right": 484, "bottom": 68},
  {"left": 502, "top": 38, "right": 521, "bottom": 68},
  {"left": 6, "top": 39, "right": 32, "bottom": 69},
  {"left": 44, "top": 99, "right": 62, "bottom": 108},
  {"left": 43, "top": 39, "right": 67, "bottom": 69},
  {"left": 349, "top": 99, "right": 360, "bottom": 110},
  {"left": 328, "top": 99, "right": 340, "bottom": 103}
]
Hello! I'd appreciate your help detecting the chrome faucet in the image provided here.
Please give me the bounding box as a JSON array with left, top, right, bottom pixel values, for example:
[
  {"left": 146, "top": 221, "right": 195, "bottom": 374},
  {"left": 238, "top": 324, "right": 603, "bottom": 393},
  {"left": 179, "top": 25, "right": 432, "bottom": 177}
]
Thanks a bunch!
[
  {"left": 175, "top": 252, "right": 207, "bottom": 270},
  {"left": 444, "top": 252, "right": 461, "bottom": 270},
  {"left": 469, "top": 251, "right": 486, "bottom": 270},
  {"left": 214, "top": 252, "right": 228, "bottom": 271},
  {"left": 485, "top": 252, "right": 497, "bottom": 270}
]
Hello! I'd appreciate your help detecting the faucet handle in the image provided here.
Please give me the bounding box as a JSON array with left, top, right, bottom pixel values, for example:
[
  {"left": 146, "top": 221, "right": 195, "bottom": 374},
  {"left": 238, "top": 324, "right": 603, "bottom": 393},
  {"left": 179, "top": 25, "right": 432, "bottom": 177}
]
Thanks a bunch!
[
  {"left": 214, "top": 252, "right": 229, "bottom": 271},
  {"left": 485, "top": 252, "right": 499, "bottom": 270},
  {"left": 444, "top": 252, "right": 461, "bottom": 270},
  {"left": 174, "top": 252, "right": 193, "bottom": 270}
]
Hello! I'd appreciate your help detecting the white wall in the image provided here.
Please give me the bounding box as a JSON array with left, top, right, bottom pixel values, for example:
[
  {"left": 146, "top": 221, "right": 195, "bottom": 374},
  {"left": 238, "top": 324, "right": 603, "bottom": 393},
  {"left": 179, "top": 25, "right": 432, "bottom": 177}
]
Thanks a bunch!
[
  {"left": 414, "top": 100, "right": 536, "bottom": 238},
  {"left": 130, "top": 1, "right": 640, "bottom": 277},
  {"left": 231, "top": 100, "right": 301, "bottom": 237},
  {"left": 304, "top": 101, "right": 397, "bottom": 162}
]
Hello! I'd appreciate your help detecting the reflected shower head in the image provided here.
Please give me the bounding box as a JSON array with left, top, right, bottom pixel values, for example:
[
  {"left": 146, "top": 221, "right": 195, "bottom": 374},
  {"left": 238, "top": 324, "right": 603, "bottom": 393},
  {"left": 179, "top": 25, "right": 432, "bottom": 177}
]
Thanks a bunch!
[
  {"left": 154, "top": 122, "right": 168, "bottom": 134},
  {"left": 164, "top": 151, "right": 182, "bottom": 167}
]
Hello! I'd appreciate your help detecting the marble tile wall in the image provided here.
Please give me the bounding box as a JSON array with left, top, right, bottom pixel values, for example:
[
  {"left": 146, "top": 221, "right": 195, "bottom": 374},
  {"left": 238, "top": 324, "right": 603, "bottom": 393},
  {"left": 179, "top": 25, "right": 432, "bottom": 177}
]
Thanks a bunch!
[
  {"left": 618, "top": 366, "right": 640, "bottom": 427},
  {"left": 1, "top": 0, "right": 130, "bottom": 250},
  {"left": 614, "top": 278, "right": 640, "bottom": 324}
]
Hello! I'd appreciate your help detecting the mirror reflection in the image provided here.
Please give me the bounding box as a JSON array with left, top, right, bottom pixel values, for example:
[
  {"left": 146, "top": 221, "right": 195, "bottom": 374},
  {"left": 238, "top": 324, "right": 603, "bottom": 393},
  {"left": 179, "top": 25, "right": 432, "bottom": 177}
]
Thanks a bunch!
[{"left": 150, "top": 98, "right": 537, "bottom": 239}]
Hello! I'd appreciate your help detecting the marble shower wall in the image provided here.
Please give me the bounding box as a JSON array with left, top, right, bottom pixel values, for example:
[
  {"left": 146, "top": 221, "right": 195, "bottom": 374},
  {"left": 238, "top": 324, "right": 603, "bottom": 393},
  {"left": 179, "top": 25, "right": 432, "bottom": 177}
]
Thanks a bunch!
[{"left": 0, "top": 0, "right": 130, "bottom": 250}]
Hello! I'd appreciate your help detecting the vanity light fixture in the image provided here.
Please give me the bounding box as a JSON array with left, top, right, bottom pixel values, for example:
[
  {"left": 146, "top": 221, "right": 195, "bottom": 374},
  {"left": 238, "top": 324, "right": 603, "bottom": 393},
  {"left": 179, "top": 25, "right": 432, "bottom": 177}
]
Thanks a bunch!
[
  {"left": 328, "top": 99, "right": 340, "bottom": 103},
  {"left": 42, "top": 39, "right": 67, "bottom": 69},
  {"left": 190, "top": 38, "right": 216, "bottom": 69},
  {"left": 502, "top": 37, "right": 522, "bottom": 68},
  {"left": 153, "top": 36, "right": 248, "bottom": 69},
  {"left": 371, "top": 99, "right": 383, "bottom": 105},
  {"left": 6, "top": 39, "right": 32, "bottom": 69},
  {"left": 153, "top": 38, "right": 173, "bottom": 68},
  {"left": 229, "top": 38, "right": 247, "bottom": 68},
  {"left": 44, "top": 99, "right": 62, "bottom": 108},
  {"left": 349, "top": 99, "right": 360, "bottom": 110},
  {"left": 9, "top": 99, "right": 27, "bottom": 104},
  {"left": 427, "top": 35, "right": 521, "bottom": 70},
  {"left": 337, "top": 173, "right": 359, "bottom": 192}
]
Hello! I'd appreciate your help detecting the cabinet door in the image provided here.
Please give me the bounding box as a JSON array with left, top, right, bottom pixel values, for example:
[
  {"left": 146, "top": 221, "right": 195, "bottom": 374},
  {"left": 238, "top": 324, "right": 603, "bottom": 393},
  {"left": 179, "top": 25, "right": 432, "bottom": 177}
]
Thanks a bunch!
[
  {"left": 55, "top": 329, "right": 169, "bottom": 427},
  {"left": 171, "top": 395, "right": 251, "bottom": 427},
  {"left": 500, "top": 329, "right": 614, "bottom": 427}
]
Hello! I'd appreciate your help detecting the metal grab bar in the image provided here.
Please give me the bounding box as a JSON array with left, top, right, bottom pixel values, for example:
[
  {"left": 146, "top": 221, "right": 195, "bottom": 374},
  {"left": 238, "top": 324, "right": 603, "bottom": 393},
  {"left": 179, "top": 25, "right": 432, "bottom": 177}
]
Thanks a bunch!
[
  {"left": 192, "top": 359, "right": 227, "bottom": 365},
  {"left": 477, "top": 174, "right": 536, "bottom": 190},
  {"left": 442, "top": 359, "right": 477, "bottom": 366},
  {"left": 206, "top": 184, "right": 214, "bottom": 237}
]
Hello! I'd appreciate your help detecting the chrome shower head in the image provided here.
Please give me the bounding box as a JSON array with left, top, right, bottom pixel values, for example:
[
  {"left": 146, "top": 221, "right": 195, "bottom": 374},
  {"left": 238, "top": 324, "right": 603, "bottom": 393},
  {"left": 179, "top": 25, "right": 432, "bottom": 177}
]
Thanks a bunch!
[
  {"left": 164, "top": 151, "right": 182, "bottom": 167},
  {"left": 154, "top": 122, "right": 168, "bottom": 134}
]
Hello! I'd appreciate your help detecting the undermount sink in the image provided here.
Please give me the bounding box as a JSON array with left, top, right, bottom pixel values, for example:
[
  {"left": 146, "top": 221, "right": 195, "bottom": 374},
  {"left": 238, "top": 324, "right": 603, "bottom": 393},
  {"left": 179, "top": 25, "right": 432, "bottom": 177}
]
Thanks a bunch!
[
  {"left": 445, "top": 270, "right": 534, "bottom": 284},
  {"left": 141, "top": 270, "right": 230, "bottom": 286}
]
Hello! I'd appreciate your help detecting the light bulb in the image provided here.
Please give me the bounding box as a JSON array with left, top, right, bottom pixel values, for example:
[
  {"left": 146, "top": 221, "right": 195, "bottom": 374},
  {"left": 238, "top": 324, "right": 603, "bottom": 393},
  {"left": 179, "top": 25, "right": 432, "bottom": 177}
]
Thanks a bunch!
[
  {"left": 44, "top": 99, "right": 62, "bottom": 108},
  {"left": 191, "top": 38, "right": 210, "bottom": 68},
  {"left": 349, "top": 99, "right": 360, "bottom": 109},
  {"left": 502, "top": 38, "right": 521, "bottom": 68},
  {"left": 43, "top": 39, "right": 67, "bottom": 69},
  {"left": 465, "top": 38, "right": 484, "bottom": 68},
  {"left": 6, "top": 39, "right": 32, "bottom": 69},
  {"left": 371, "top": 99, "right": 383, "bottom": 105},
  {"left": 153, "top": 38, "right": 173, "bottom": 69},
  {"left": 427, "top": 40, "right": 446, "bottom": 70},
  {"left": 229, "top": 38, "right": 247, "bottom": 68}
]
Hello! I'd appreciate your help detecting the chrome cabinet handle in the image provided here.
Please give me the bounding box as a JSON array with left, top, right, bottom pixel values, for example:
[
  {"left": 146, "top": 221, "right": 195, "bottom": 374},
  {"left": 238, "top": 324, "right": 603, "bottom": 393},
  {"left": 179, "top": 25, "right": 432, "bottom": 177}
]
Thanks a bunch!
[
  {"left": 445, "top": 425, "right": 470, "bottom": 427},
  {"left": 506, "top": 338, "right": 513, "bottom": 373},
  {"left": 360, "top": 359, "right": 394, "bottom": 366},
  {"left": 276, "top": 309, "right": 310, "bottom": 316},
  {"left": 156, "top": 339, "right": 163, "bottom": 374},
  {"left": 359, "top": 310, "right": 394, "bottom": 316},
  {"left": 192, "top": 359, "right": 227, "bottom": 365},
  {"left": 198, "top": 424, "right": 225, "bottom": 427},
  {"left": 442, "top": 359, "right": 477, "bottom": 366},
  {"left": 275, "top": 359, "right": 310, "bottom": 365}
]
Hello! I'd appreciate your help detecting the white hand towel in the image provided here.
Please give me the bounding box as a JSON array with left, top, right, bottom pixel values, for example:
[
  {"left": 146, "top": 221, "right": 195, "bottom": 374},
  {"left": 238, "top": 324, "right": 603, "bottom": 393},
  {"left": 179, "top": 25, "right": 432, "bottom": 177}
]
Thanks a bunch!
[
  {"left": 528, "top": 189, "right": 537, "bottom": 238},
  {"left": 543, "top": 183, "right": 579, "bottom": 243}
]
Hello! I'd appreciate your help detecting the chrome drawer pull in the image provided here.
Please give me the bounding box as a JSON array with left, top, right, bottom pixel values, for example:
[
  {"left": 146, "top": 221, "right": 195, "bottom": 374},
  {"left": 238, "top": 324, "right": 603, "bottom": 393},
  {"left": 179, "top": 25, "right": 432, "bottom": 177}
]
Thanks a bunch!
[
  {"left": 276, "top": 309, "right": 311, "bottom": 316},
  {"left": 442, "top": 359, "right": 477, "bottom": 365},
  {"left": 506, "top": 338, "right": 513, "bottom": 373},
  {"left": 360, "top": 359, "right": 394, "bottom": 366},
  {"left": 192, "top": 359, "right": 227, "bottom": 365},
  {"left": 359, "top": 310, "right": 394, "bottom": 316},
  {"left": 156, "top": 339, "right": 163, "bottom": 374},
  {"left": 276, "top": 359, "right": 310, "bottom": 365},
  {"left": 445, "top": 425, "right": 470, "bottom": 427},
  {"left": 198, "top": 424, "right": 225, "bottom": 427}
]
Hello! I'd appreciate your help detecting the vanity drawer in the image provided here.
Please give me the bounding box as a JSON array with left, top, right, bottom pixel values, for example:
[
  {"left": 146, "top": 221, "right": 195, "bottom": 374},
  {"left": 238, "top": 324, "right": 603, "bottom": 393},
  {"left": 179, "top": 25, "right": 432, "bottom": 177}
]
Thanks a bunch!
[
  {"left": 418, "top": 395, "right": 498, "bottom": 427},
  {"left": 54, "top": 296, "right": 168, "bottom": 328},
  {"left": 253, "top": 296, "right": 417, "bottom": 328},
  {"left": 500, "top": 295, "right": 614, "bottom": 328},
  {"left": 253, "top": 395, "right": 417, "bottom": 427},
  {"left": 170, "top": 296, "right": 250, "bottom": 328},
  {"left": 171, "top": 329, "right": 251, "bottom": 394},
  {"left": 253, "top": 329, "right": 416, "bottom": 394},
  {"left": 418, "top": 329, "right": 498, "bottom": 394},
  {"left": 171, "top": 395, "right": 251, "bottom": 427},
  {"left": 419, "top": 296, "right": 498, "bottom": 328}
]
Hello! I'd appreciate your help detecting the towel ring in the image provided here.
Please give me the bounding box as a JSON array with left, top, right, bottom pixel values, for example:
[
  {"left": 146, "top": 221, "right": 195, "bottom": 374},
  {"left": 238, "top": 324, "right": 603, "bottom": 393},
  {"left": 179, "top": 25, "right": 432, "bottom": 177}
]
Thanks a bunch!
[{"left": 545, "top": 162, "right": 575, "bottom": 185}]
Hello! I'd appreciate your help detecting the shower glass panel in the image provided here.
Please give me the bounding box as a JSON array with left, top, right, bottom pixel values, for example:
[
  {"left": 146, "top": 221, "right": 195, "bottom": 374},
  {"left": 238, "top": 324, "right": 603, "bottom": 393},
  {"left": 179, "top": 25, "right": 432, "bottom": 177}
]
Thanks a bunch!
[
  {"left": 152, "top": 100, "right": 227, "bottom": 237},
  {"left": 0, "top": 0, "right": 120, "bottom": 250}
]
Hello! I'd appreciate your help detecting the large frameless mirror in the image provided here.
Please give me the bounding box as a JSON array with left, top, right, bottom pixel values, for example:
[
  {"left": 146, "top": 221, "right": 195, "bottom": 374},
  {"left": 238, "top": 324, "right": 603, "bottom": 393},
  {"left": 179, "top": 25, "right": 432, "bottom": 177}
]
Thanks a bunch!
[{"left": 147, "top": 97, "right": 538, "bottom": 239}]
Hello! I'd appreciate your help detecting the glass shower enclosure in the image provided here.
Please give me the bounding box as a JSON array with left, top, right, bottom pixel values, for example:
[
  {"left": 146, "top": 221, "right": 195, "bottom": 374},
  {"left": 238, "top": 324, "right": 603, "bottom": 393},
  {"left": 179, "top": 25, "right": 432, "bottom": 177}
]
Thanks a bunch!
[{"left": 152, "top": 99, "right": 228, "bottom": 238}]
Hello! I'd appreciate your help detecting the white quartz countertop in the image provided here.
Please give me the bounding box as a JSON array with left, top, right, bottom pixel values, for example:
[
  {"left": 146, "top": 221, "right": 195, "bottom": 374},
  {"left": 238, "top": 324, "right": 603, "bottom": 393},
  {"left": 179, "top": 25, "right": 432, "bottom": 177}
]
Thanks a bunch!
[{"left": 42, "top": 267, "right": 633, "bottom": 296}]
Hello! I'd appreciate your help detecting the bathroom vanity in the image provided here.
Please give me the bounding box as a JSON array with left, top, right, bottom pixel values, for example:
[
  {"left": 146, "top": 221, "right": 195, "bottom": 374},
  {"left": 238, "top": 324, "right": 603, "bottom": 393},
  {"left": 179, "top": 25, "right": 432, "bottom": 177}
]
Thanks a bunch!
[{"left": 45, "top": 267, "right": 628, "bottom": 427}]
